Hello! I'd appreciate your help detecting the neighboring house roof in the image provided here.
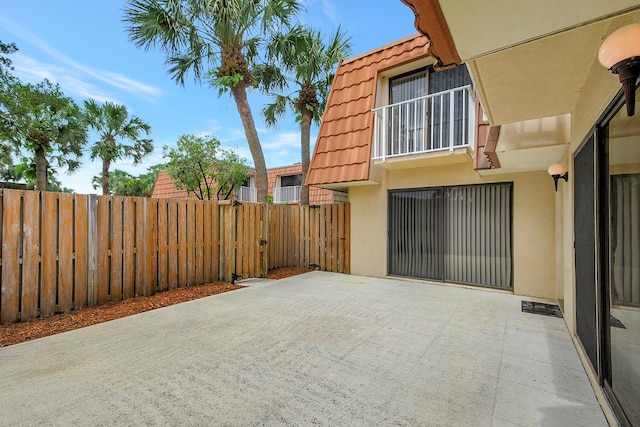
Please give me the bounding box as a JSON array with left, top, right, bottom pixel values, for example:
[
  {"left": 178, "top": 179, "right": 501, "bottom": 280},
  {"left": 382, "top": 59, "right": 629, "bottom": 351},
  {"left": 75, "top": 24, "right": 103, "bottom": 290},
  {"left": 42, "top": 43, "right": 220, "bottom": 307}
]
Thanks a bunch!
[
  {"left": 152, "top": 165, "right": 341, "bottom": 205},
  {"left": 306, "top": 33, "right": 431, "bottom": 188},
  {"left": 152, "top": 171, "right": 192, "bottom": 199}
]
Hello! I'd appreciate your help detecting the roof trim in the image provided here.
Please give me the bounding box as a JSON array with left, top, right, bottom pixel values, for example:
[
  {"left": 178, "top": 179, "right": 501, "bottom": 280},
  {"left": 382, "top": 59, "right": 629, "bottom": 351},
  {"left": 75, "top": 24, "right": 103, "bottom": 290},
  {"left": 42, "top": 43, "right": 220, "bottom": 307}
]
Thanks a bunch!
[{"left": 401, "top": 0, "right": 461, "bottom": 69}]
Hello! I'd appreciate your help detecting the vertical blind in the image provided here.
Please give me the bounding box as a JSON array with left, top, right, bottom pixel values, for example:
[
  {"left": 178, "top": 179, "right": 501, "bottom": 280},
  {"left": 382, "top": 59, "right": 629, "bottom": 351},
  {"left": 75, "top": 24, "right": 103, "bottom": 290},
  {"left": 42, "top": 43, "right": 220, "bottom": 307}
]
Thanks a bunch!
[
  {"left": 388, "top": 183, "right": 513, "bottom": 289},
  {"left": 610, "top": 174, "right": 640, "bottom": 306}
]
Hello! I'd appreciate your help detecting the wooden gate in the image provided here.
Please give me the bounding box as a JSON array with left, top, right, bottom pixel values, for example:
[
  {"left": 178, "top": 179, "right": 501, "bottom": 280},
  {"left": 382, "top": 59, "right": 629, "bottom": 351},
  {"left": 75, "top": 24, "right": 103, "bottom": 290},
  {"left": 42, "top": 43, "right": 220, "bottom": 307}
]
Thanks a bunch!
[{"left": 219, "top": 202, "right": 267, "bottom": 282}]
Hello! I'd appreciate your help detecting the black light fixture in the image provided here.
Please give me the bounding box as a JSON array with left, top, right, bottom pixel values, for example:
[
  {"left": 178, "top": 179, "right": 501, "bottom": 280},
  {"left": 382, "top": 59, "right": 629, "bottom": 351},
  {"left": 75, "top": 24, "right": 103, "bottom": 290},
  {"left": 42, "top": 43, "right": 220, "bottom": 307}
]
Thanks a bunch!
[
  {"left": 548, "top": 163, "right": 568, "bottom": 192},
  {"left": 599, "top": 23, "right": 640, "bottom": 116}
]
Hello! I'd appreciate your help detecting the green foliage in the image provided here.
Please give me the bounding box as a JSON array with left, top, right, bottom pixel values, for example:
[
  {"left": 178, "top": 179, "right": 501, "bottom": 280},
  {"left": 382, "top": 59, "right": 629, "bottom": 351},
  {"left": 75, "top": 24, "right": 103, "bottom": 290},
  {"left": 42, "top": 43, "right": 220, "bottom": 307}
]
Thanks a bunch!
[
  {"left": 92, "top": 164, "right": 163, "bottom": 197},
  {"left": 124, "top": 0, "right": 301, "bottom": 87},
  {"left": 262, "top": 25, "right": 351, "bottom": 126},
  {"left": 1, "top": 159, "right": 74, "bottom": 193},
  {"left": 0, "top": 78, "right": 87, "bottom": 190},
  {"left": 163, "top": 134, "right": 248, "bottom": 200},
  {"left": 84, "top": 99, "right": 153, "bottom": 194}
]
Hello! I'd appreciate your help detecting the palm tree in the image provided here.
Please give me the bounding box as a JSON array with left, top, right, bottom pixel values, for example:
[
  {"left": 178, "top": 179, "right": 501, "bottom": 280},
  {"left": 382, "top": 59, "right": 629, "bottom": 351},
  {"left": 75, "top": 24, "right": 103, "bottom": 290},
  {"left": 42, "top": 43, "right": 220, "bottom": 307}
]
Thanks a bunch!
[
  {"left": 124, "top": 0, "right": 301, "bottom": 204},
  {"left": 262, "top": 26, "right": 351, "bottom": 204},
  {"left": 84, "top": 100, "right": 152, "bottom": 195}
]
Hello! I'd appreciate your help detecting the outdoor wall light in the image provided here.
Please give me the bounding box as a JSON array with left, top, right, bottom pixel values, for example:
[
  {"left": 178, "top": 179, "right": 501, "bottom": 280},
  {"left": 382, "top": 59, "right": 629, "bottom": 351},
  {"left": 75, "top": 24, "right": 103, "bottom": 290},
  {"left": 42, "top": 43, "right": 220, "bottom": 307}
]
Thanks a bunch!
[
  {"left": 599, "top": 23, "right": 640, "bottom": 116},
  {"left": 548, "top": 163, "right": 568, "bottom": 192}
]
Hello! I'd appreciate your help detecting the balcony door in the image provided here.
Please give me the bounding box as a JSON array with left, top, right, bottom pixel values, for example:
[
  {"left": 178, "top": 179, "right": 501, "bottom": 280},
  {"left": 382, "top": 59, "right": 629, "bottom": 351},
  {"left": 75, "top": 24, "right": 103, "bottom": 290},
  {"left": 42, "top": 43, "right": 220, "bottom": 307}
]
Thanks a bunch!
[{"left": 388, "top": 69, "right": 427, "bottom": 155}]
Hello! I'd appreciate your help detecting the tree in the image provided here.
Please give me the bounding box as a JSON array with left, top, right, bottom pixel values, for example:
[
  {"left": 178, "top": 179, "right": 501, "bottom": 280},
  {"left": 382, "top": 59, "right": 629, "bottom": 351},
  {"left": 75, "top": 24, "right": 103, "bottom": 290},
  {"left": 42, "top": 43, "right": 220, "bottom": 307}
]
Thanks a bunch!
[
  {"left": 163, "top": 134, "right": 248, "bottom": 200},
  {"left": 0, "top": 158, "right": 74, "bottom": 192},
  {"left": 92, "top": 164, "right": 163, "bottom": 197},
  {"left": 124, "top": 0, "right": 301, "bottom": 204},
  {"left": 84, "top": 100, "right": 153, "bottom": 195},
  {"left": 0, "top": 79, "right": 87, "bottom": 191},
  {"left": 0, "top": 41, "right": 19, "bottom": 172},
  {"left": 260, "top": 26, "right": 350, "bottom": 204}
]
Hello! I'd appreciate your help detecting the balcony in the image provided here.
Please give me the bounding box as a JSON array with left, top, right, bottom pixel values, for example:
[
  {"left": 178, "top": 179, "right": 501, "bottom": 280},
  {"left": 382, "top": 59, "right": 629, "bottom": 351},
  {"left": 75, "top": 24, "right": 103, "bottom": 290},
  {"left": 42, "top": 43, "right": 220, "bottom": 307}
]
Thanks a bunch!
[
  {"left": 372, "top": 86, "right": 476, "bottom": 164},
  {"left": 273, "top": 186, "right": 300, "bottom": 204},
  {"left": 236, "top": 186, "right": 257, "bottom": 203}
]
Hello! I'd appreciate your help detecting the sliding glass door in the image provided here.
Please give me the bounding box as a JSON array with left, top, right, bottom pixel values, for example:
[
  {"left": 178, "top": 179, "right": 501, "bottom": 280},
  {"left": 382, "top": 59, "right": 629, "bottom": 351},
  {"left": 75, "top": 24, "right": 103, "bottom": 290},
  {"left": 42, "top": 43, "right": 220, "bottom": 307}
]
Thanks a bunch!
[
  {"left": 388, "top": 183, "right": 513, "bottom": 289},
  {"left": 604, "top": 89, "right": 640, "bottom": 426}
]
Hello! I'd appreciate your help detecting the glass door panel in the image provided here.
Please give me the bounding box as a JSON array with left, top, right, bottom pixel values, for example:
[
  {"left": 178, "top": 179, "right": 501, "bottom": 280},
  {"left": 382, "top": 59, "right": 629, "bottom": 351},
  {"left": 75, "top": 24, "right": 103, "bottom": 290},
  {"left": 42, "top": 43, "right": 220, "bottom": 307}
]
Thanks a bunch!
[{"left": 607, "top": 87, "right": 640, "bottom": 426}]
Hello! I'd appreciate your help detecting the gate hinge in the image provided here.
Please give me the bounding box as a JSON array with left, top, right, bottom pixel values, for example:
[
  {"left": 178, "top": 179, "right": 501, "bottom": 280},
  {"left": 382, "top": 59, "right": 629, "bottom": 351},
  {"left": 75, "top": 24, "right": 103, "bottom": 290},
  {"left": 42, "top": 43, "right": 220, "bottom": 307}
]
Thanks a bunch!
[
  {"left": 309, "top": 263, "right": 320, "bottom": 270},
  {"left": 233, "top": 200, "right": 242, "bottom": 206},
  {"left": 309, "top": 205, "right": 321, "bottom": 209},
  {"left": 231, "top": 273, "right": 242, "bottom": 284}
]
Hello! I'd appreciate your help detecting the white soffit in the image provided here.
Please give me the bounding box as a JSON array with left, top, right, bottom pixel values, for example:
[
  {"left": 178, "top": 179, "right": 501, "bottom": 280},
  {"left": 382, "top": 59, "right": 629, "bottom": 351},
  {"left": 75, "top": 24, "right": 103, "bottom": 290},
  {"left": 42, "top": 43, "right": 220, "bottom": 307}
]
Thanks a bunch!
[
  {"left": 466, "top": 10, "right": 640, "bottom": 125},
  {"left": 438, "top": 0, "right": 640, "bottom": 61}
]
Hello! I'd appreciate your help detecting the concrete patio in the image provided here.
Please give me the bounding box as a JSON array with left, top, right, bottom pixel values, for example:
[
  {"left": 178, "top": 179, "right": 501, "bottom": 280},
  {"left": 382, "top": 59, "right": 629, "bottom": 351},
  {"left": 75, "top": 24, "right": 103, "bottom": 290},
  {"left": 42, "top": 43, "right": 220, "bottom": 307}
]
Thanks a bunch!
[{"left": 0, "top": 272, "right": 608, "bottom": 426}]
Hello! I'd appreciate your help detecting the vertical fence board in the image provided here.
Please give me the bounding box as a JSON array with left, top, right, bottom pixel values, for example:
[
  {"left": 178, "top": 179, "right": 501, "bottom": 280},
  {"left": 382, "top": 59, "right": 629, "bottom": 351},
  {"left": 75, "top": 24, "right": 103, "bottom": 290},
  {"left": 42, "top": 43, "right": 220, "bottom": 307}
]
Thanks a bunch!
[
  {"left": 96, "top": 197, "right": 110, "bottom": 304},
  {"left": 344, "top": 203, "right": 351, "bottom": 273},
  {"left": 122, "top": 198, "right": 135, "bottom": 298},
  {"left": 331, "top": 204, "right": 339, "bottom": 273},
  {"left": 74, "top": 195, "right": 88, "bottom": 309},
  {"left": 134, "top": 198, "right": 145, "bottom": 296},
  {"left": 40, "top": 193, "right": 58, "bottom": 316},
  {"left": 195, "top": 201, "right": 204, "bottom": 285},
  {"left": 177, "top": 202, "right": 187, "bottom": 287},
  {"left": 202, "top": 202, "right": 212, "bottom": 283},
  {"left": 337, "top": 203, "right": 345, "bottom": 273},
  {"left": 211, "top": 202, "right": 220, "bottom": 281},
  {"left": 249, "top": 204, "right": 257, "bottom": 278},
  {"left": 87, "top": 195, "right": 98, "bottom": 306},
  {"left": 186, "top": 201, "right": 196, "bottom": 286},
  {"left": 21, "top": 191, "right": 40, "bottom": 320},
  {"left": 244, "top": 205, "right": 251, "bottom": 278},
  {"left": 168, "top": 200, "right": 179, "bottom": 290},
  {"left": 1, "top": 190, "right": 21, "bottom": 323},
  {"left": 58, "top": 193, "right": 74, "bottom": 312},
  {"left": 145, "top": 199, "right": 158, "bottom": 295},
  {"left": 223, "top": 204, "right": 235, "bottom": 282},
  {"left": 110, "top": 197, "right": 123, "bottom": 302},
  {"left": 157, "top": 200, "right": 168, "bottom": 292},
  {"left": 305, "top": 207, "right": 311, "bottom": 267}
]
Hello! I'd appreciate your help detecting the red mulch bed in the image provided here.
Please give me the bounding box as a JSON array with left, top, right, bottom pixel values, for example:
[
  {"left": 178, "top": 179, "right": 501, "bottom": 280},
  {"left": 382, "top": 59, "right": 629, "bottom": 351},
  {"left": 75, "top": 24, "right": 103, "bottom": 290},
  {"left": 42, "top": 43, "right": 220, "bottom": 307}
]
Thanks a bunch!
[{"left": 0, "top": 267, "right": 311, "bottom": 348}]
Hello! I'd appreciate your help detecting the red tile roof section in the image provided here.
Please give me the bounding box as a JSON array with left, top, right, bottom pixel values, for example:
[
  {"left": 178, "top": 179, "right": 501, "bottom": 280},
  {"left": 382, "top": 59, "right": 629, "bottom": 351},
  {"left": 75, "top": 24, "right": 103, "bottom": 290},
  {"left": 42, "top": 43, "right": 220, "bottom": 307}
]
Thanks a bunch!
[
  {"left": 151, "top": 171, "right": 193, "bottom": 199},
  {"left": 307, "top": 34, "right": 431, "bottom": 187},
  {"left": 152, "top": 166, "right": 340, "bottom": 205}
]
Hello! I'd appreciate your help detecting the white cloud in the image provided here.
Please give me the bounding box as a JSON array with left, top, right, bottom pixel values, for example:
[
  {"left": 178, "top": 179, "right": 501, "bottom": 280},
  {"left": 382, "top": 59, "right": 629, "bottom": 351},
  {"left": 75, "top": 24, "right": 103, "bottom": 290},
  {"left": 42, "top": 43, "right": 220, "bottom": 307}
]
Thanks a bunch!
[
  {"left": 301, "top": 0, "right": 339, "bottom": 26},
  {"left": 12, "top": 55, "right": 120, "bottom": 104},
  {"left": 1, "top": 17, "right": 163, "bottom": 102}
]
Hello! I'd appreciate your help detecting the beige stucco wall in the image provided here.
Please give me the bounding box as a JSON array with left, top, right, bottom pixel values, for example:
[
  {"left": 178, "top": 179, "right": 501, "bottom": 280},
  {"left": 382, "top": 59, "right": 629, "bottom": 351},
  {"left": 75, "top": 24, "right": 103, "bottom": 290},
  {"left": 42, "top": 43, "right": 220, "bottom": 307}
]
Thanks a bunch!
[{"left": 349, "top": 160, "right": 557, "bottom": 299}]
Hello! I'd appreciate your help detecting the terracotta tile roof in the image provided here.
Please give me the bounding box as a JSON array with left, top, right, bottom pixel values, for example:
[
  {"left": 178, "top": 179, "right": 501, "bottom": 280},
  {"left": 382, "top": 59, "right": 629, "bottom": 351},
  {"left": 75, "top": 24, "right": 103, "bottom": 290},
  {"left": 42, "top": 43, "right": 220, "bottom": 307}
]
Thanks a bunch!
[
  {"left": 307, "top": 34, "right": 431, "bottom": 188},
  {"left": 151, "top": 171, "right": 194, "bottom": 199},
  {"left": 152, "top": 166, "right": 340, "bottom": 205}
]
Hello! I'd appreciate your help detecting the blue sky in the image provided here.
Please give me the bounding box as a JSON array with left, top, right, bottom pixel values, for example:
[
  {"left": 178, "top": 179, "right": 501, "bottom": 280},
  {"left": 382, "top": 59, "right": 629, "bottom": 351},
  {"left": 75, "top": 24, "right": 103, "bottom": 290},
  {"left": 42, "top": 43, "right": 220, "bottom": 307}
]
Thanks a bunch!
[{"left": 0, "top": 1, "right": 417, "bottom": 194}]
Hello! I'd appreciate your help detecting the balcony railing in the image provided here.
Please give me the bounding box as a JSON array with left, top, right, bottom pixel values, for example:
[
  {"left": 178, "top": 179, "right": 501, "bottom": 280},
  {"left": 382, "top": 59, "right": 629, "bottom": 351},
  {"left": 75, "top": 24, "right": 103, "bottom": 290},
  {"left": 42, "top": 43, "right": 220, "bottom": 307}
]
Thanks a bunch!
[
  {"left": 273, "top": 186, "right": 300, "bottom": 204},
  {"left": 236, "top": 186, "right": 257, "bottom": 203},
  {"left": 372, "top": 85, "right": 476, "bottom": 162}
]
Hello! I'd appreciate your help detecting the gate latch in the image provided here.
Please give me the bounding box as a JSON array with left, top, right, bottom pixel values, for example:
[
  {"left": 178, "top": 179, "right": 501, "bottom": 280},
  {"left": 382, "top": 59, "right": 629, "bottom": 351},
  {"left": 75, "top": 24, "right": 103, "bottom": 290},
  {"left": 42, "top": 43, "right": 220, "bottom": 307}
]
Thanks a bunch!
[{"left": 259, "top": 239, "right": 268, "bottom": 246}]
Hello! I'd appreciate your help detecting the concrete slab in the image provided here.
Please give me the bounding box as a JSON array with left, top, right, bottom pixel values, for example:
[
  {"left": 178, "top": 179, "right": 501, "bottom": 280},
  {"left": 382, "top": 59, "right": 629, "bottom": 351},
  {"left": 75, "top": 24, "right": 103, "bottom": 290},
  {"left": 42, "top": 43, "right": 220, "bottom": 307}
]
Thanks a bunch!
[{"left": 0, "top": 272, "right": 607, "bottom": 426}]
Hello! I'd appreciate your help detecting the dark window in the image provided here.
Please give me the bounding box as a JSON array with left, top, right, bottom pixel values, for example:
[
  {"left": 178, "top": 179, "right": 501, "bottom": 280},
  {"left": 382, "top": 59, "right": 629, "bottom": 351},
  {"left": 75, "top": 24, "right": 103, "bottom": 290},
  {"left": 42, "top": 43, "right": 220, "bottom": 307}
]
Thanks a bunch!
[{"left": 281, "top": 174, "right": 302, "bottom": 187}]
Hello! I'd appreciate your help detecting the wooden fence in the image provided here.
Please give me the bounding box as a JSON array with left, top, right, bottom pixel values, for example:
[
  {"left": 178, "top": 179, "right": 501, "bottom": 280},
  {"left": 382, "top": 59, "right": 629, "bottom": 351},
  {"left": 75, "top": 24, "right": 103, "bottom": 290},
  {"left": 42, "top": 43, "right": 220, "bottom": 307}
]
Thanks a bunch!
[{"left": 0, "top": 189, "right": 350, "bottom": 324}]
